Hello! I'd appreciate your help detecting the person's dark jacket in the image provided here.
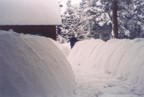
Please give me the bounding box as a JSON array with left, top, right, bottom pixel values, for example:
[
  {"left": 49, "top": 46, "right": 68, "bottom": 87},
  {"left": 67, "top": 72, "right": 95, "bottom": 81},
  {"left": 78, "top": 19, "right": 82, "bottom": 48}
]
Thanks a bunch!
[{"left": 69, "top": 36, "right": 77, "bottom": 48}]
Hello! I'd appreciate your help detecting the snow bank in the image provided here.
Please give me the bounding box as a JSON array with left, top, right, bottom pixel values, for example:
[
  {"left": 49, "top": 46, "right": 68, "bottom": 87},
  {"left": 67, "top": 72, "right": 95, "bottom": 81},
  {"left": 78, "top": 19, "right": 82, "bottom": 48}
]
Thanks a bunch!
[
  {"left": 68, "top": 38, "right": 144, "bottom": 96},
  {"left": 0, "top": 30, "right": 75, "bottom": 97},
  {"left": 52, "top": 41, "right": 71, "bottom": 57}
]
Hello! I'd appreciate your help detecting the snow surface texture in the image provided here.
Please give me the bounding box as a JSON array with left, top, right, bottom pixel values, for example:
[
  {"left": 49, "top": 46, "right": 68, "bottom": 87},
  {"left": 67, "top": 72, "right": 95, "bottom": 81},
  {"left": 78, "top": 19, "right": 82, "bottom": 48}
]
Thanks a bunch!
[
  {"left": 0, "top": 30, "right": 75, "bottom": 97},
  {"left": 0, "top": 0, "right": 61, "bottom": 25},
  {"left": 68, "top": 39, "right": 144, "bottom": 97},
  {"left": 52, "top": 41, "right": 71, "bottom": 57}
]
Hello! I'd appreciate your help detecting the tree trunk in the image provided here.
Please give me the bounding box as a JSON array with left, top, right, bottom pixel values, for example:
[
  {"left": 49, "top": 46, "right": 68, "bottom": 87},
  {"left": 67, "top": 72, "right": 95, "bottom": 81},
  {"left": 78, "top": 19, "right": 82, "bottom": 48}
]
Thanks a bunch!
[{"left": 112, "top": 0, "right": 118, "bottom": 38}]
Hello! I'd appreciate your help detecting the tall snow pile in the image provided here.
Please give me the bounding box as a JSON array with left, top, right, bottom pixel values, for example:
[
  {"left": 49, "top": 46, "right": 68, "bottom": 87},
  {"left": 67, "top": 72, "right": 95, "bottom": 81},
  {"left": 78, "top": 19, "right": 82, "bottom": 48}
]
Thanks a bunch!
[
  {"left": 68, "top": 39, "right": 144, "bottom": 97},
  {"left": 0, "top": 30, "right": 75, "bottom": 97},
  {"left": 52, "top": 41, "right": 70, "bottom": 57}
]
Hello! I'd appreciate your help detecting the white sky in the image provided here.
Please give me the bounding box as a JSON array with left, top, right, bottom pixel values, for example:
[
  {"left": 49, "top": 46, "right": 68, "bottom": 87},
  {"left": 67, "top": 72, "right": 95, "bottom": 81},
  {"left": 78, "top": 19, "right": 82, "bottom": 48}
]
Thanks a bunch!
[
  {"left": 71, "top": 0, "right": 82, "bottom": 5},
  {"left": 59, "top": 0, "right": 82, "bottom": 13},
  {"left": 61, "top": 0, "right": 81, "bottom": 5},
  {"left": 0, "top": 0, "right": 61, "bottom": 25}
]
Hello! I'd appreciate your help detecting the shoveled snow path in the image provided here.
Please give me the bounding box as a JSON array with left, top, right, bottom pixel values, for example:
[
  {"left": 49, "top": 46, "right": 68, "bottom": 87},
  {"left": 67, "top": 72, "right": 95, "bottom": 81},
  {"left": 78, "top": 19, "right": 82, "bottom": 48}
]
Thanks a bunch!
[
  {"left": 68, "top": 39, "right": 144, "bottom": 97},
  {"left": 74, "top": 70, "right": 141, "bottom": 97}
]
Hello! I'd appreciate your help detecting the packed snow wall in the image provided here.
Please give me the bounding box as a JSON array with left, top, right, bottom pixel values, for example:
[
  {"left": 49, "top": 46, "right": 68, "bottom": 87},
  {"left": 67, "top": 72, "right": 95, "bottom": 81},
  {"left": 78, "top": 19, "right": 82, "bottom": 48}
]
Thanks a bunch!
[
  {"left": 68, "top": 39, "right": 144, "bottom": 95},
  {"left": 52, "top": 41, "right": 70, "bottom": 57},
  {"left": 0, "top": 30, "right": 75, "bottom": 97}
]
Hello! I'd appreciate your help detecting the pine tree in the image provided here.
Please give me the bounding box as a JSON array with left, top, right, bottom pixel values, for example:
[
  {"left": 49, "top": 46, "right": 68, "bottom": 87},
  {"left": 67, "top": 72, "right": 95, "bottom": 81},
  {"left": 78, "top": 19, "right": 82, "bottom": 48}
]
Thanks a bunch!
[
  {"left": 112, "top": 0, "right": 118, "bottom": 38},
  {"left": 59, "top": 0, "right": 144, "bottom": 42}
]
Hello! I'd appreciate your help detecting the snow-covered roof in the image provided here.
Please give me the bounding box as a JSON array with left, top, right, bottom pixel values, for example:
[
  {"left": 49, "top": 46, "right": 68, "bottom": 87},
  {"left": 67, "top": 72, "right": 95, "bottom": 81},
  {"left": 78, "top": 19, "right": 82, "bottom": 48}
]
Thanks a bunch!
[{"left": 0, "top": 0, "right": 61, "bottom": 25}]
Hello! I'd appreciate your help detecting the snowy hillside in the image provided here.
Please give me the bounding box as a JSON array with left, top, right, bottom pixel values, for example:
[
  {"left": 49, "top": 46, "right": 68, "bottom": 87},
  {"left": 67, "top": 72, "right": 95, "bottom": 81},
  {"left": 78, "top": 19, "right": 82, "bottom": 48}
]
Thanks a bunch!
[
  {"left": 0, "top": 30, "right": 75, "bottom": 97},
  {"left": 68, "top": 39, "right": 144, "bottom": 97}
]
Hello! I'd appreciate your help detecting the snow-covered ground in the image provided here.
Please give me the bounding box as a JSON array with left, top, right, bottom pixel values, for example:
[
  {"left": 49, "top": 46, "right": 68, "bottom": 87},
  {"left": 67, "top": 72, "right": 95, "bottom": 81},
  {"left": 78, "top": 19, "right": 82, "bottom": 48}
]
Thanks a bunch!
[
  {"left": 1, "top": 30, "right": 144, "bottom": 97},
  {"left": 53, "top": 41, "right": 71, "bottom": 57},
  {"left": 68, "top": 38, "right": 144, "bottom": 97},
  {"left": 0, "top": 30, "right": 75, "bottom": 97}
]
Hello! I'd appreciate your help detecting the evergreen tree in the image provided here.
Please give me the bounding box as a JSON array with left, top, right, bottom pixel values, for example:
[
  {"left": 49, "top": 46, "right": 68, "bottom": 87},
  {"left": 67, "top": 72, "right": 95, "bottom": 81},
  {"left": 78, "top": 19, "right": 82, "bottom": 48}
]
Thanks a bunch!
[
  {"left": 59, "top": 0, "right": 144, "bottom": 42},
  {"left": 101, "top": 0, "right": 144, "bottom": 38},
  {"left": 112, "top": 0, "right": 118, "bottom": 38}
]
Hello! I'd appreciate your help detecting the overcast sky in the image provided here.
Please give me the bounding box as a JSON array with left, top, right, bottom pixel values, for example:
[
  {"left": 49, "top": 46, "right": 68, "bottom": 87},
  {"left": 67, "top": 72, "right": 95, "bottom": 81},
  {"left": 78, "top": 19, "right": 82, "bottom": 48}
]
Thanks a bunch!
[
  {"left": 60, "top": 0, "right": 81, "bottom": 5},
  {"left": 59, "top": 0, "right": 81, "bottom": 13},
  {"left": 0, "top": 0, "right": 61, "bottom": 25}
]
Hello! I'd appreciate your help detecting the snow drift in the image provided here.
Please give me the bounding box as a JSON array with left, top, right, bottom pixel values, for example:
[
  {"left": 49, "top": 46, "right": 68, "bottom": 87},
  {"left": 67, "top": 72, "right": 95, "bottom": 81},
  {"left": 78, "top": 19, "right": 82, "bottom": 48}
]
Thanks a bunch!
[
  {"left": 52, "top": 41, "right": 70, "bottom": 57},
  {"left": 0, "top": 30, "right": 75, "bottom": 97},
  {"left": 68, "top": 39, "right": 144, "bottom": 96}
]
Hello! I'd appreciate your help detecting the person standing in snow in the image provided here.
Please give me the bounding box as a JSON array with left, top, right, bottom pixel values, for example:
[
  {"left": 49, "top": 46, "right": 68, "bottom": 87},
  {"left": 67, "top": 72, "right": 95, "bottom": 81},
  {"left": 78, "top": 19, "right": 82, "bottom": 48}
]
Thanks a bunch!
[{"left": 69, "top": 35, "right": 77, "bottom": 49}]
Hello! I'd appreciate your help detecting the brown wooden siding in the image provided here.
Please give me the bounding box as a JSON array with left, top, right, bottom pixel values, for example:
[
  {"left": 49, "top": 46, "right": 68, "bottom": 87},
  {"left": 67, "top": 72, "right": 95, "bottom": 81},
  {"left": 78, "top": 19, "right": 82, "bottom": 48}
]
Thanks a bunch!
[{"left": 0, "top": 25, "right": 56, "bottom": 40}]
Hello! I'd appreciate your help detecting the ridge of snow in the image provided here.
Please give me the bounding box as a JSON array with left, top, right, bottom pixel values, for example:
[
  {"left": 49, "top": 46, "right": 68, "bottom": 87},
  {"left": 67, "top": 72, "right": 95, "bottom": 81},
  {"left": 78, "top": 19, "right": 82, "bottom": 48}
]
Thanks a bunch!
[
  {"left": 68, "top": 38, "right": 144, "bottom": 97},
  {"left": 0, "top": 30, "right": 75, "bottom": 97}
]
